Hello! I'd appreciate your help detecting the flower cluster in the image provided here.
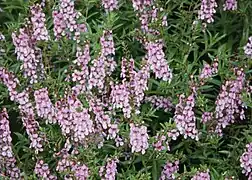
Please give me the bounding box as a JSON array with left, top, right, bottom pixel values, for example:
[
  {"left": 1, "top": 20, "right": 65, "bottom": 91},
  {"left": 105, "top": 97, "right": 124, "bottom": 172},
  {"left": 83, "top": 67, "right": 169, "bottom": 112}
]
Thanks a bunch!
[
  {"left": 0, "top": 108, "right": 21, "bottom": 179},
  {"left": 167, "top": 129, "right": 180, "bottom": 141},
  {"left": 72, "top": 162, "right": 90, "bottom": 179},
  {"left": 52, "top": 10, "right": 67, "bottom": 39},
  {"left": 174, "top": 94, "right": 199, "bottom": 140},
  {"left": 244, "top": 37, "right": 252, "bottom": 58},
  {"left": 100, "top": 30, "right": 116, "bottom": 75},
  {"left": 215, "top": 68, "right": 245, "bottom": 135},
  {"left": 72, "top": 44, "right": 90, "bottom": 94},
  {"left": 55, "top": 98, "right": 73, "bottom": 137},
  {"left": 110, "top": 83, "right": 131, "bottom": 118},
  {"left": 223, "top": 0, "right": 237, "bottom": 11},
  {"left": 30, "top": 4, "right": 49, "bottom": 41},
  {"left": 101, "top": 0, "right": 118, "bottom": 12},
  {"left": 145, "top": 40, "right": 172, "bottom": 82},
  {"left": 199, "top": 59, "right": 218, "bottom": 81},
  {"left": 0, "top": 67, "right": 19, "bottom": 101},
  {"left": 89, "top": 97, "right": 112, "bottom": 130},
  {"left": 0, "top": 68, "right": 44, "bottom": 153},
  {"left": 12, "top": 28, "right": 45, "bottom": 84},
  {"left": 52, "top": 0, "right": 87, "bottom": 40},
  {"left": 55, "top": 140, "right": 76, "bottom": 171},
  {"left": 16, "top": 90, "right": 44, "bottom": 153},
  {"left": 99, "top": 158, "right": 119, "bottom": 180},
  {"left": 131, "top": 0, "right": 167, "bottom": 35},
  {"left": 68, "top": 95, "right": 94, "bottom": 143},
  {"left": 34, "top": 88, "right": 56, "bottom": 124},
  {"left": 240, "top": 143, "right": 252, "bottom": 178},
  {"left": 55, "top": 93, "right": 94, "bottom": 143},
  {"left": 130, "top": 63, "right": 150, "bottom": 108},
  {"left": 56, "top": 140, "right": 90, "bottom": 179},
  {"left": 198, "top": 0, "right": 218, "bottom": 23},
  {"left": 34, "top": 159, "right": 57, "bottom": 179},
  {"left": 129, "top": 123, "right": 149, "bottom": 154},
  {"left": 88, "top": 56, "right": 106, "bottom": 91},
  {"left": 145, "top": 95, "right": 173, "bottom": 112},
  {"left": 131, "top": 0, "right": 153, "bottom": 12},
  {"left": 153, "top": 132, "right": 169, "bottom": 151},
  {"left": 191, "top": 170, "right": 210, "bottom": 180},
  {"left": 201, "top": 112, "right": 213, "bottom": 123},
  {"left": 160, "top": 160, "right": 179, "bottom": 180}
]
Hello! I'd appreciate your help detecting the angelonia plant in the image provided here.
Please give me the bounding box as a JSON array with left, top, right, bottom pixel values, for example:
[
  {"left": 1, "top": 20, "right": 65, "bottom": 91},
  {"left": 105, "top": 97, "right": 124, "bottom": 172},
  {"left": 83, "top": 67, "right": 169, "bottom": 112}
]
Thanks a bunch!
[{"left": 0, "top": 0, "right": 251, "bottom": 179}]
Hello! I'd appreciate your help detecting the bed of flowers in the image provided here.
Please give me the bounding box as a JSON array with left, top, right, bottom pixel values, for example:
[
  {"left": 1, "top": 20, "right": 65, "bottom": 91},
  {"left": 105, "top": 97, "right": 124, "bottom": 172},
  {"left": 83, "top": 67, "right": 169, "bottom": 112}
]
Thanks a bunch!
[{"left": 0, "top": 0, "right": 251, "bottom": 179}]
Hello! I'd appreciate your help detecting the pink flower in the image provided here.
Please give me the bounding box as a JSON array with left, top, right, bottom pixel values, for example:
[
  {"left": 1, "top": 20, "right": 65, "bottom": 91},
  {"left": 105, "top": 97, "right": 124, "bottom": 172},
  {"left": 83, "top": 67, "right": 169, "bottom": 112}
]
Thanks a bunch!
[
  {"left": 174, "top": 94, "right": 199, "bottom": 140},
  {"left": 198, "top": 0, "right": 217, "bottom": 23},
  {"left": 99, "top": 158, "right": 119, "bottom": 180},
  {"left": 160, "top": 160, "right": 179, "bottom": 180},
  {"left": 12, "top": 28, "right": 45, "bottom": 84},
  {"left": 215, "top": 68, "right": 245, "bottom": 135},
  {"left": 145, "top": 40, "right": 172, "bottom": 82},
  {"left": 101, "top": 0, "right": 118, "bottom": 12},
  {"left": 34, "top": 88, "right": 56, "bottom": 124},
  {"left": 145, "top": 95, "right": 173, "bottom": 112},
  {"left": 30, "top": 4, "right": 49, "bottom": 41},
  {"left": 240, "top": 143, "right": 252, "bottom": 177},
  {"left": 201, "top": 112, "right": 213, "bottom": 123},
  {"left": 130, "top": 123, "right": 149, "bottom": 154},
  {"left": 34, "top": 160, "right": 57, "bottom": 179},
  {"left": 0, "top": 108, "right": 21, "bottom": 179},
  {"left": 223, "top": 0, "right": 237, "bottom": 11},
  {"left": 191, "top": 170, "right": 210, "bottom": 180}
]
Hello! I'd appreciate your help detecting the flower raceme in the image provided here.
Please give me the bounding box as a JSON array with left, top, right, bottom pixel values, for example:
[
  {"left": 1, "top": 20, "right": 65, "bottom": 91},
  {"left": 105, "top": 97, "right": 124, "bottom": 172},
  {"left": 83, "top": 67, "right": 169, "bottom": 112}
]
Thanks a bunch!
[
  {"left": 160, "top": 160, "right": 179, "bottom": 180},
  {"left": 34, "top": 160, "right": 57, "bottom": 179},
  {"left": 99, "top": 158, "right": 119, "bottom": 180},
  {"left": 214, "top": 68, "right": 245, "bottom": 135},
  {"left": 223, "top": 0, "right": 237, "bottom": 11},
  {"left": 240, "top": 143, "right": 252, "bottom": 179},
  {"left": 129, "top": 123, "right": 149, "bottom": 154},
  {"left": 174, "top": 93, "right": 199, "bottom": 141},
  {"left": 101, "top": 0, "right": 118, "bottom": 12},
  {"left": 0, "top": 108, "right": 21, "bottom": 179},
  {"left": 198, "top": 0, "right": 217, "bottom": 23}
]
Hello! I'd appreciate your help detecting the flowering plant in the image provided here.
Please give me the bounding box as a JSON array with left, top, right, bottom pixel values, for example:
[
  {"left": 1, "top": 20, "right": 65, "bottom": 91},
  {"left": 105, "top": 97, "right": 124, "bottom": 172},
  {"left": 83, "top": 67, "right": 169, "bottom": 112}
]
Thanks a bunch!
[{"left": 0, "top": 0, "right": 251, "bottom": 179}]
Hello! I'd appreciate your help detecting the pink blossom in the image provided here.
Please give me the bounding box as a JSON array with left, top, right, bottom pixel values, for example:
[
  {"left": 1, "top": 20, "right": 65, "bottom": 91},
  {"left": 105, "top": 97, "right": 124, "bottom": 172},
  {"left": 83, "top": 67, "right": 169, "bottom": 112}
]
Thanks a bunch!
[
  {"left": 145, "top": 40, "right": 172, "bottom": 82},
  {"left": 16, "top": 90, "right": 44, "bottom": 153},
  {"left": 198, "top": 0, "right": 217, "bottom": 23},
  {"left": 0, "top": 67, "right": 19, "bottom": 101},
  {"left": 160, "top": 160, "right": 179, "bottom": 180},
  {"left": 99, "top": 158, "right": 119, "bottom": 180},
  {"left": 34, "top": 160, "right": 57, "bottom": 179},
  {"left": 101, "top": 0, "right": 118, "bottom": 12},
  {"left": 240, "top": 143, "right": 252, "bottom": 177},
  {"left": 201, "top": 112, "right": 213, "bottom": 123},
  {"left": 223, "top": 0, "right": 237, "bottom": 11},
  {"left": 174, "top": 94, "right": 199, "bottom": 140},
  {"left": 12, "top": 28, "right": 45, "bottom": 84},
  {"left": 30, "top": 4, "right": 49, "bottom": 41},
  {"left": 191, "top": 170, "right": 210, "bottom": 180},
  {"left": 110, "top": 83, "right": 132, "bottom": 118},
  {"left": 0, "top": 108, "right": 21, "bottom": 179},
  {"left": 130, "top": 123, "right": 149, "bottom": 154},
  {"left": 215, "top": 68, "right": 245, "bottom": 135},
  {"left": 34, "top": 88, "right": 56, "bottom": 124},
  {"left": 145, "top": 95, "right": 173, "bottom": 112}
]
